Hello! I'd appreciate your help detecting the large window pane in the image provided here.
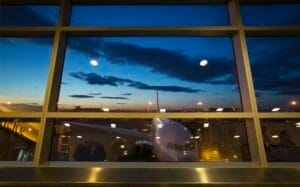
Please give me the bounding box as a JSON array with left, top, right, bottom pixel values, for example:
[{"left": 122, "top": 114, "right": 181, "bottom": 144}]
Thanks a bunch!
[
  {"left": 0, "top": 37, "right": 53, "bottom": 112},
  {"left": 0, "top": 118, "right": 40, "bottom": 161},
  {"left": 247, "top": 37, "right": 300, "bottom": 112},
  {"left": 241, "top": 4, "right": 300, "bottom": 26},
  {"left": 261, "top": 119, "right": 300, "bottom": 162},
  {"left": 49, "top": 118, "right": 250, "bottom": 162},
  {"left": 58, "top": 37, "right": 242, "bottom": 112},
  {"left": 71, "top": 5, "right": 229, "bottom": 26},
  {"left": 0, "top": 5, "right": 59, "bottom": 26}
]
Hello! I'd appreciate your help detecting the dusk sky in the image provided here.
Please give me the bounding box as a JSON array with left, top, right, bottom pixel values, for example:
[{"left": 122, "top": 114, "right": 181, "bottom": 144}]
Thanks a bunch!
[{"left": 0, "top": 5, "right": 299, "bottom": 112}]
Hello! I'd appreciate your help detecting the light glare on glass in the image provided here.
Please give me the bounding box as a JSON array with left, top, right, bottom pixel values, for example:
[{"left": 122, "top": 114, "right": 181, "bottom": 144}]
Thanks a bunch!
[
  {"left": 199, "top": 59, "right": 208, "bottom": 66},
  {"left": 271, "top": 107, "right": 280, "bottom": 112},
  {"left": 110, "top": 123, "right": 116, "bottom": 128},
  {"left": 90, "top": 59, "right": 98, "bottom": 66},
  {"left": 64, "top": 123, "right": 71, "bottom": 127}
]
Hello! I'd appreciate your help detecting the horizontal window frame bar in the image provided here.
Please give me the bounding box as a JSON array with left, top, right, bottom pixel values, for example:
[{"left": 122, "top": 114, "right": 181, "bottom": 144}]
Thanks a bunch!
[
  {"left": 258, "top": 112, "right": 300, "bottom": 119},
  {"left": 244, "top": 26, "right": 300, "bottom": 35},
  {"left": 0, "top": 27, "right": 56, "bottom": 36},
  {"left": 45, "top": 112, "right": 253, "bottom": 118},
  {"left": 0, "top": 112, "right": 42, "bottom": 118}
]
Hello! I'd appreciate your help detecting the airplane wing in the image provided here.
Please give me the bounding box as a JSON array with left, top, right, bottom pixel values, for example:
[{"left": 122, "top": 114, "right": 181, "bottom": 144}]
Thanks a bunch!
[{"left": 64, "top": 121, "right": 152, "bottom": 141}]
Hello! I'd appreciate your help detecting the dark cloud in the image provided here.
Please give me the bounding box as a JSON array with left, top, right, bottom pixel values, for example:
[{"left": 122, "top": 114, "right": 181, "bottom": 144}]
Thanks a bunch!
[
  {"left": 121, "top": 93, "right": 133, "bottom": 96},
  {"left": 69, "top": 95, "right": 94, "bottom": 98},
  {"left": 70, "top": 72, "right": 199, "bottom": 93},
  {"left": 249, "top": 39, "right": 300, "bottom": 96},
  {"left": 89, "top": 92, "right": 102, "bottom": 95},
  {"left": 100, "top": 96, "right": 128, "bottom": 100}
]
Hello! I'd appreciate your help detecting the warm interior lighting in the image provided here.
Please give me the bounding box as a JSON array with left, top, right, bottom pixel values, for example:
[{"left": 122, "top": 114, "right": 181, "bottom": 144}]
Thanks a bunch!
[
  {"left": 120, "top": 145, "right": 125, "bottom": 149},
  {"left": 110, "top": 123, "right": 116, "bottom": 128},
  {"left": 271, "top": 107, "right": 280, "bottom": 112},
  {"left": 216, "top": 108, "right": 223, "bottom": 112},
  {"left": 89, "top": 59, "right": 98, "bottom": 66},
  {"left": 199, "top": 59, "right": 208, "bottom": 67},
  {"left": 203, "top": 123, "right": 209, "bottom": 128},
  {"left": 102, "top": 107, "right": 110, "bottom": 112},
  {"left": 64, "top": 123, "right": 71, "bottom": 127},
  {"left": 296, "top": 122, "right": 300, "bottom": 128}
]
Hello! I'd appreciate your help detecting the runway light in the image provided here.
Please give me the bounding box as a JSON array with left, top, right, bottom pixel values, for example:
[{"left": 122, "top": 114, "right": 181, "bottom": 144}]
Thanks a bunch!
[
  {"left": 203, "top": 123, "right": 209, "bottom": 128},
  {"left": 157, "top": 123, "right": 163, "bottom": 129},
  {"left": 272, "top": 135, "right": 279, "bottom": 139},
  {"left": 233, "top": 135, "right": 240, "bottom": 139},
  {"left": 110, "top": 123, "right": 116, "bottom": 128},
  {"left": 120, "top": 145, "right": 125, "bottom": 149},
  {"left": 102, "top": 107, "right": 110, "bottom": 112},
  {"left": 90, "top": 59, "right": 98, "bottom": 66},
  {"left": 6, "top": 101, "right": 11, "bottom": 105},
  {"left": 194, "top": 136, "right": 200, "bottom": 139},
  {"left": 160, "top": 108, "right": 166, "bottom": 113},
  {"left": 271, "top": 107, "right": 280, "bottom": 112},
  {"left": 64, "top": 123, "right": 71, "bottom": 127},
  {"left": 76, "top": 135, "right": 83, "bottom": 139},
  {"left": 216, "top": 108, "right": 224, "bottom": 112},
  {"left": 199, "top": 59, "right": 208, "bottom": 67},
  {"left": 291, "top": 100, "right": 297, "bottom": 106}
]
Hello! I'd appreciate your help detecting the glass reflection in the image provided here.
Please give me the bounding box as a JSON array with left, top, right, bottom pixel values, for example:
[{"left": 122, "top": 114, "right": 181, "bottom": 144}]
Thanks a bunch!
[
  {"left": 0, "top": 118, "right": 40, "bottom": 161},
  {"left": 58, "top": 37, "right": 242, "bottom": 112},
  {"left": 50, "top": 119, "right": 250, "bottom": 162},
  {"left": 261, "top": 119, "right": 300, "bottom": 162}
]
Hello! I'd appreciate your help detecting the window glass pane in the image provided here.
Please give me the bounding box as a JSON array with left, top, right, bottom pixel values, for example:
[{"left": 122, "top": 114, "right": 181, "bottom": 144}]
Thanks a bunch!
[
  {"left": 261, "top": 119, "right": 300, "bottom": 162},
  {"left": 58, "top": 37, "right": 242, "bottom": 112},
  {"left": 49, "top": 118, "right": 250, "bottom": 162},
  {"left": 0, "top": 5, "right": 59, "bottom": 26},
  {"left": 247, "top": 37, "right": 300, "bottom": 112},
  {"left": 0, "top": 118, "right": 40, "bottom": 161},
  {"left": 241, "top": 4, "right": 300, "bottom": 26},
  {"left": 71, "top": 5, "right": 229, "bottom": 26},
  {"left": 0, "top": 37, "right": 53, "bottom": 112}
]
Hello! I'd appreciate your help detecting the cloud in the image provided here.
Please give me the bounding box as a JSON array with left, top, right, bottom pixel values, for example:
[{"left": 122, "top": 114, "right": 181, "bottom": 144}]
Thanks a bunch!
[
  {"left": 61, "top": 82, "right": 70, "bottom": 85},
  {"left": 69, "top": 95, "right": 94, "bottom": 98},
  {"left": 89, "top": 92, "right": 102, "bottom": 95},
  {"left": 100, "top": 96, "right": 128, "bottom": 100},
  {"left": 121, "top": 93, "right": 133, "bottom": 96},
  {"left": 70, "top": 72, "right": 199, "bottom": 93}
]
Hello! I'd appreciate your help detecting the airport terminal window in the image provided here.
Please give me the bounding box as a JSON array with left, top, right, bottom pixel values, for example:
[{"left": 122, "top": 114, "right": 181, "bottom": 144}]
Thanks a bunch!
[
  {"left": 0, "top": 5, "right": 59, "bottom": 26},
  {"left": 0, "top": 37, "right": 53, "bottom": 112},
  {"left": 241, "top": 4, "right": 300, "bottom": 26},
  {"left": 0, "top": 118, "right": 40, "bottom": 161},
  {"left": 70, "top": 5, "right": 229, "bottom": 26},
  {"left": 246, "top": 37, "right": 300, "bottom": 112},
  {"left": 57, "top": 37, "right": 242, "bottom": 112},
  {"left": 261, "top": 119, "right": 300, "bottom": 162},
  {"left": 49, "top": 118, "right": 250, "bottom": 162}
]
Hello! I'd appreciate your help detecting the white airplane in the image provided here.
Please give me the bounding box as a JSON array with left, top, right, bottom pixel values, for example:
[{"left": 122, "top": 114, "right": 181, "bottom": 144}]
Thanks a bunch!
[{"left": 66, "top": 118, "right": 199, "bottom": 162}]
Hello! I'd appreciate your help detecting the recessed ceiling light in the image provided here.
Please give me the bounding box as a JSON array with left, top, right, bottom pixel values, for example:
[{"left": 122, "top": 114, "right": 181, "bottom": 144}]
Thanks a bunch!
[
  {"left": 199, "top": 59, "right": 208, "bottom": 67},
  {"left": 216, "top": 108, "right": 224, "bottom": 112},
  {"left": 203, "top": 123, "right": 209, "bottom": 128},
  {"left": 64, "top": 123, "right": 71, "bottom": 127},
  {"left": 120, "top": 145, "right": 125, "bottom": 149},
  {"left": 272, "top": 135, "right": 279, "bottom": 139},
  {"left": 110, "top": 123, "right": 116, "bottom": 128},
  {"left": 271, "top": 108, "right": 280, "bottom": 112},
  {"left": 90, "top": 59, "right": 98, "bottom": 66},
  {"left": 102, "top": 107, "right": 110, "bottom": 112},
  {"left": 160, "top": 108, "right": 166, "bottom": 113},
  {"left": 76, "top": 135, "right": 83, "bottom": 139},
  {"left": 233, "top": 135, "right": 240, "bottom": 139}
]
